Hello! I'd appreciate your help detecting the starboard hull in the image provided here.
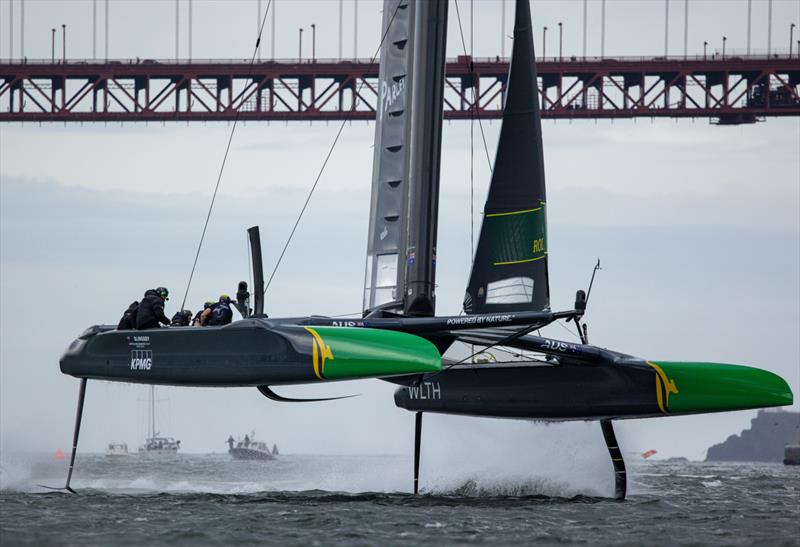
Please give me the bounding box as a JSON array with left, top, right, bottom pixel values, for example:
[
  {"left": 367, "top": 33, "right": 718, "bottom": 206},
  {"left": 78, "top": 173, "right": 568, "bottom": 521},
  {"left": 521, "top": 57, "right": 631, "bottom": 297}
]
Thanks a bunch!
[{"left": 393, "top": 360, "right": 793, "bottom": 420}]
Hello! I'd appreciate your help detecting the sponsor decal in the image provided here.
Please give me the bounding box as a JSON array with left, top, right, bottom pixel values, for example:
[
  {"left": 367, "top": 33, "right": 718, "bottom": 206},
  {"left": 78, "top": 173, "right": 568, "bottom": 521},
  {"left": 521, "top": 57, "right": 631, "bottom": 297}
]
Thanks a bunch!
[
  {"left": 379, "top": 226, "right": 389, "bottom": 241},
  {"left": 380, "top": 78, "right": 406, "bottom": 115},
  {"left": 646, "top": 362, "right": 679, "bottom": 414},
  {"left": 130, "top": 349, "right": 153, "bottom": 371},
  {"left": 407, "top": 382, "right": 441, "bottom": 401},
  {"left": 541, "top": 338, "right": 576, "bottom": 353},
  {"left": 127, "top": 335, "right": 151, "bottom": 349},
  {"left": 305, "top": 327, "right": 334, "bottom": 380},
  {"left": 330, "top": 320, "right": 361, "bottom": 327},
  {"left": 445, "top": 314, "right": 514, "bottom": 326}
]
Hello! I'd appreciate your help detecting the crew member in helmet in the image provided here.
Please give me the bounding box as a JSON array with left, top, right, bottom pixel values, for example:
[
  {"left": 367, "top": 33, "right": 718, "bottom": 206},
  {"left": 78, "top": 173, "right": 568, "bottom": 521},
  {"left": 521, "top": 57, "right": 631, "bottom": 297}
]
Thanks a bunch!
[
  {"left": 170, "top": 309, "right": 193, "bottom": 327},
  {"left": 135, "top": 287, "right": 171, "bottom": 329},
  {"left": 207, "top": 294, "right": 234, "bottom": 326},
  {"left": 117, "top": 300, "right": 140, "bottom": 330},
  {"left": 193, "top": 301, "right": 215, "bottom": 326}
]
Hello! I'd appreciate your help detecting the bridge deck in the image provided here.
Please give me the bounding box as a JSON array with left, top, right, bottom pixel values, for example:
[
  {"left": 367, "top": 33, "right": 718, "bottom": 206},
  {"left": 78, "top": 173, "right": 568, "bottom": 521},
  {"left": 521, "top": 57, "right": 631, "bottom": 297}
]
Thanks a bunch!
[{"left": 2, "top": 55, "right": 798, "bottom": 123}]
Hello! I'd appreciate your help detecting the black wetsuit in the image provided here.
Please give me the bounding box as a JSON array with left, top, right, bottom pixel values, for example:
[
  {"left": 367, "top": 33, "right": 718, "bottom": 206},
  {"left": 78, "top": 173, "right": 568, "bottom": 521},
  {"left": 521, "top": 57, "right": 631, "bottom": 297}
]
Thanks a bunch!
[
  {"left": 170, "top": 310, "right": 192, "bottom": 327},
  {"left": 135, "top": 290, "right": 170, "bottom": 329}
]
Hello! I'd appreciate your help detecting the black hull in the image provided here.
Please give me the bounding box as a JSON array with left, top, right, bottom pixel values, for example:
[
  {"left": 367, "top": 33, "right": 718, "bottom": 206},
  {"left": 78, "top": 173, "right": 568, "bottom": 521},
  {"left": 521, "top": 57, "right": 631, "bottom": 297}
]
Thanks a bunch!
[
  {"left": 60, "top": 320, "right": 316, "bottom": 387},
  {"left": 394, "top": 362, "right": 663, "bottom": 420}
]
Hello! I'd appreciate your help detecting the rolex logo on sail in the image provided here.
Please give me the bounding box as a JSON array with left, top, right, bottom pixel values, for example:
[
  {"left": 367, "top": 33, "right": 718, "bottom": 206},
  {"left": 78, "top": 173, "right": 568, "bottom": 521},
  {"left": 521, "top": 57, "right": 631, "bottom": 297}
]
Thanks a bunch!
[{"left": 305, "top": 327, "right": 334, "bottom": 380}]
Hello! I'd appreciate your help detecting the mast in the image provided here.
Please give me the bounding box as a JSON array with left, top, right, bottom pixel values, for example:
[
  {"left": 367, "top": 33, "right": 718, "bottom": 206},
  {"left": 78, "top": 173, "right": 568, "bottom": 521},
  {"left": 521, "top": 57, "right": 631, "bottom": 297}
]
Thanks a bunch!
[
  {"left": 362, "top": 0, "right": 448, "bottom": 317},
  {"left": 401, "top": 0, "right": 448, "bottom": 317}
]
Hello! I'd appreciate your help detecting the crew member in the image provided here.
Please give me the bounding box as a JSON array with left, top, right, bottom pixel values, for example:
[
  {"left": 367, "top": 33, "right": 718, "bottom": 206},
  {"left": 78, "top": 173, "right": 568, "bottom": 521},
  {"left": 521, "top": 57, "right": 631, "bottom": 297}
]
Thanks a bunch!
[
  {"left": 117, "top": 301, "right": 139, "bottom": 330},
  {"left": 207, "top": 294, "right": 234, "bottom": 326},
  {"left": 193, "top": 301, "right": 215, "bottom": 326},
  {"left": 170, "top": 309, "right": 192, "bottom": 327},
  {"left": 227, "top": 435, "right": 235, "bottom": 450},
  {"left": 135, "top": 287, "right": 170, "bottom": 329}
]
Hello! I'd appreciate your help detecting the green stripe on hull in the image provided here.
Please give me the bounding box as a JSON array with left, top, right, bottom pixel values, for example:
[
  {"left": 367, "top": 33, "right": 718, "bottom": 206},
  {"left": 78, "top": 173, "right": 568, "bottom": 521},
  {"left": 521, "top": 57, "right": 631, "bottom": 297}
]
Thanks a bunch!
[
  {"left": 304, "top": 326, "right": 441, "bottom": 380},
  {"left": 648, "top": 361, "right": 793, "bottom": 414}
]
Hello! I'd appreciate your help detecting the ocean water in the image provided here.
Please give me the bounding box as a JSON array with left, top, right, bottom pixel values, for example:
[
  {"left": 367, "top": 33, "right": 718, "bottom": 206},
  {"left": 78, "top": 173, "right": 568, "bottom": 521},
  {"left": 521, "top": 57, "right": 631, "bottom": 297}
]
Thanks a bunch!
[{"left": 1, "top": 453, "right": 798, "bottom": 546}]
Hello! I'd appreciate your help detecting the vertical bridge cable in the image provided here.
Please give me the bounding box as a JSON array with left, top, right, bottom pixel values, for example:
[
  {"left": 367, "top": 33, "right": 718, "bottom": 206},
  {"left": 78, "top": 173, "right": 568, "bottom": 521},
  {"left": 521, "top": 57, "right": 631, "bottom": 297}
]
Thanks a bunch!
[
  {"left": 263, "top": 1, "right": 404, "bottom": 296},
  {"left": 180, "top": 1, "right": 273, "bottom": 311},
  {"left": 453, "top": 0, "right": 493, "bottom": 173},
  {"left": 470, "top": 0, "right": 475, "bottom": 266},
  {"left": 454, "top": 0, "right": 493, "bottom": 319}
]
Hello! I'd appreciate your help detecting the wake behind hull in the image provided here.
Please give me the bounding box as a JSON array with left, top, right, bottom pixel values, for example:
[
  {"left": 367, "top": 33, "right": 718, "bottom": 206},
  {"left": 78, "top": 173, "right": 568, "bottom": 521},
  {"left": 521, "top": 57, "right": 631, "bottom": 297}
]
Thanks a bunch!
[{"left": 393, "top": 360, "right": 793, "bottom": 420}]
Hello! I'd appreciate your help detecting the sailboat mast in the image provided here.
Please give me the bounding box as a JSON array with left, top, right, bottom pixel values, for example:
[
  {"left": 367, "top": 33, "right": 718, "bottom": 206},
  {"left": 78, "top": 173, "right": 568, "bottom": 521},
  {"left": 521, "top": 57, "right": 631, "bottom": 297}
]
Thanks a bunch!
[
  {"left": 402, "top": 0, "right": 448, "bottom": 317},
  {"left": 361, "top": 0, "right": 448, "bottom": 318}
]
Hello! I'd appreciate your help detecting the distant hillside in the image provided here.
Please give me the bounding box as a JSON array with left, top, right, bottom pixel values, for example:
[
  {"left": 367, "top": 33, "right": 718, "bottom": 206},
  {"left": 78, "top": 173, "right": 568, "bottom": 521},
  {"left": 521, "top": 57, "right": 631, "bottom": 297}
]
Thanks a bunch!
[{"left": 706, "top": 409, "right": 800, "bottom": 462}]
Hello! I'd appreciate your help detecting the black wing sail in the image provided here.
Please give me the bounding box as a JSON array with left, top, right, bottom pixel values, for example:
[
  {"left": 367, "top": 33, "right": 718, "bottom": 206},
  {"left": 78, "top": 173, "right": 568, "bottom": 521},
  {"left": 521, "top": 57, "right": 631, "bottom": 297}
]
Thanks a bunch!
[{"left": 463, "top": 0, "right": 549, "bottom": 314}]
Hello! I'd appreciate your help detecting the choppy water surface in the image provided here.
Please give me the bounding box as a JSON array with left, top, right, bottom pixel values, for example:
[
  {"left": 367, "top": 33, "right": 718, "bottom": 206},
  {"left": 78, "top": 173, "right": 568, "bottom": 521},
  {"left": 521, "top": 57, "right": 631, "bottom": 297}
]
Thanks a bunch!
[{"left": 1, "top": 454, "right": 798, "bottom": 546}]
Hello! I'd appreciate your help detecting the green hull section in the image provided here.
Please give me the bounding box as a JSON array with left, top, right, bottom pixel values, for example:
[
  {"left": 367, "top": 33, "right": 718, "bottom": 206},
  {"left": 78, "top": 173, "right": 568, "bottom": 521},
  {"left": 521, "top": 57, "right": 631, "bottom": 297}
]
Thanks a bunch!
[
  {"left": 303, "top": 326, "right": 441, "bottom": 380},
  {"left": 647, "top": 361, "right": 793, "bottom": 415}
]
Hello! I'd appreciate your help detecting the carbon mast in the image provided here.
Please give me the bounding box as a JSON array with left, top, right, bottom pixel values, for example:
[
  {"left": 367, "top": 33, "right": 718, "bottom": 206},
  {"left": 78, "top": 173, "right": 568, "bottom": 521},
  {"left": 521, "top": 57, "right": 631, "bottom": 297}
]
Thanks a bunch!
[{"left": 363, "top": 0, "right": 448, "bottom": 318}]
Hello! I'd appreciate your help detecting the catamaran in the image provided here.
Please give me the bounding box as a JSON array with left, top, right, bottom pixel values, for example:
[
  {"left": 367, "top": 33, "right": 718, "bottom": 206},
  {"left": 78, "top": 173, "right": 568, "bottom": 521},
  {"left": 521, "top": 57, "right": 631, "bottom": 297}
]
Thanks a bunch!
[{"left": 55, "top": 0, "right": 792, "bottom": 498}]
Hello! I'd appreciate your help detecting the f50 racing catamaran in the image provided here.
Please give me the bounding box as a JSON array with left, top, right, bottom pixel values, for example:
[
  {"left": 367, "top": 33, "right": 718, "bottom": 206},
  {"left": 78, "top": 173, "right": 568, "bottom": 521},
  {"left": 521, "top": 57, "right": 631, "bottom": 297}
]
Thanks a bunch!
[{"left": 57, "top": 0, "right": 792, "bottom": 498}]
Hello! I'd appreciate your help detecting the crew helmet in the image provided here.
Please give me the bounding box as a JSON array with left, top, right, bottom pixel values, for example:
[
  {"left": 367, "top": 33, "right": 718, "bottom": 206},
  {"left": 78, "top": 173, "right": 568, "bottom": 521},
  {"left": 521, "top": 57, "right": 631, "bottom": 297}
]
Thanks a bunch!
[
  {"left": 219, "top": 294, "right": 231, "bottom": 303},
  {"left": 156, "top": 287, "right": 169, "bottom": 301}
]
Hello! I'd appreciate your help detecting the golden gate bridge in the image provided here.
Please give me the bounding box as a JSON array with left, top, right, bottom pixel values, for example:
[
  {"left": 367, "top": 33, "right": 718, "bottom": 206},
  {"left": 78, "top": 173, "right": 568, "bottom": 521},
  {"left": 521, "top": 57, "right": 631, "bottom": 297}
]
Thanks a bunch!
[
  {"left": 2, "top": 54, "right": 798, "bottom": 124},
  {"left": 2, "top": 0, "right": 799, "bottom": 124}
]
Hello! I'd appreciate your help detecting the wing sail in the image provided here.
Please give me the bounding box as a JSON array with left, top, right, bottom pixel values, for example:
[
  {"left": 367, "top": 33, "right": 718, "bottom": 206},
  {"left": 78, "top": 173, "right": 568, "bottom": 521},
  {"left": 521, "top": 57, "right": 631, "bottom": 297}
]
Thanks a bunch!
[
  {"left": 463, "top": 0, "right": 550, "bottom": 314},
  {"left": 363, "top": 0, "right": 413, "bottom": 314}
]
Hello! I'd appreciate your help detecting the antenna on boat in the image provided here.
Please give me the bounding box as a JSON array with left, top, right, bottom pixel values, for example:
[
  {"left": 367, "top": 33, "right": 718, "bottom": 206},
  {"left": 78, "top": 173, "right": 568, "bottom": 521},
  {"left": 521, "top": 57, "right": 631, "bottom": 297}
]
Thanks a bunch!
[{"left": 572, "top": 259, "right": 601, "bottom": 344}]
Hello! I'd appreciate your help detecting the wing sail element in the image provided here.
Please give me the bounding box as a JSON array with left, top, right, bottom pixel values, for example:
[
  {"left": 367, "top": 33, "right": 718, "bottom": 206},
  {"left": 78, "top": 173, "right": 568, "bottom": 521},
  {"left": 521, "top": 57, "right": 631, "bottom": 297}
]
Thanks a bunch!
[
  {"left": 464, "top": 0, "right": 549, "bottom": 314},
  {"left": 363, "top": 0, "right": 413, "bottom": 314}
]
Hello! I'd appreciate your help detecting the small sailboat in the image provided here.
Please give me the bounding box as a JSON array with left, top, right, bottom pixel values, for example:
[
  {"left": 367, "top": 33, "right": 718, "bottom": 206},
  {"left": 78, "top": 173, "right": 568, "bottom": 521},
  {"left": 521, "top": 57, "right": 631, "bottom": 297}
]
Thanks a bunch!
[{"left": 138, "top": 386, "right": 180, "bottom": 457}]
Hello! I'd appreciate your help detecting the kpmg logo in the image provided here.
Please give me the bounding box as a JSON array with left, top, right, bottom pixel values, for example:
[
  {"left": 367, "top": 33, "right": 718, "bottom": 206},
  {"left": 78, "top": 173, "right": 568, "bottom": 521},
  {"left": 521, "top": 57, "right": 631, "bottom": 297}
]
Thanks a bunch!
[{"left": 130, "top": 349, "right": 153, "bottom": 371}]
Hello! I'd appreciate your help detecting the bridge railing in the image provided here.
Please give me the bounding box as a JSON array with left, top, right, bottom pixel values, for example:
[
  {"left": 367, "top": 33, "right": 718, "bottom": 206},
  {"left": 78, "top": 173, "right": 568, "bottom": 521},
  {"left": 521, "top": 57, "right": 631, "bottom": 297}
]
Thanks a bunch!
[{"left": 2, "top": 52, "right": 797, "bottom": 66}]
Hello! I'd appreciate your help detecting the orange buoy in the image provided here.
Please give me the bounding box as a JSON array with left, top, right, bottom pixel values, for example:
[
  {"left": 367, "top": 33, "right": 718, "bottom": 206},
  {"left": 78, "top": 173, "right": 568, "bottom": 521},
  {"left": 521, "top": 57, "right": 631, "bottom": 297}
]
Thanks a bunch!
[
  {"left": 641, "top": 449, "right": 657, "bottom": 459},
  {"left": 54, "top": 448, "right": 65, "bottom": 461}
]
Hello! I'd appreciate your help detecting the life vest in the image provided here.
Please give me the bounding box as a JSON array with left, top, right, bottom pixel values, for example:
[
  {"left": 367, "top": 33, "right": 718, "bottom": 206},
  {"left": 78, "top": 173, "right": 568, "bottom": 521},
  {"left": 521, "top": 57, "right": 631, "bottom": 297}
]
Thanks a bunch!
[{"left": 208, "top": 301, "right": 233, "bottom": 326}]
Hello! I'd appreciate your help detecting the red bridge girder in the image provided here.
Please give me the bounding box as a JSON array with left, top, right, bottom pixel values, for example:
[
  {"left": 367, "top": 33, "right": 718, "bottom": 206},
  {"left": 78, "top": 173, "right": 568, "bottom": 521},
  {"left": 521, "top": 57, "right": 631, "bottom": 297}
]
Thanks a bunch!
[{"left": 1, "top": 55, "right": 798, "bottom": 124}]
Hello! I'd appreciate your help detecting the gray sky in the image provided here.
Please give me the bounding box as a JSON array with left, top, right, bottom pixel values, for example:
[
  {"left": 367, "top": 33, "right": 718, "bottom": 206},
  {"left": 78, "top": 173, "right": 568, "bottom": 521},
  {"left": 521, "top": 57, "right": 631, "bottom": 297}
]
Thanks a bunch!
[{"left": 1, "top": 1, "right": 799, "bottom": 478}]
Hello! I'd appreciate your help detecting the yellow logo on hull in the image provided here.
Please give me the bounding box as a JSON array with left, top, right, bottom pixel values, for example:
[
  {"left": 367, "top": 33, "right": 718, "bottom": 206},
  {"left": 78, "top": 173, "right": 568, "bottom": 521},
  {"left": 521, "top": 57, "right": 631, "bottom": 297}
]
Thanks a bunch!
[
  {"left": 305, "top": 327, "right": 334, "bottom": 380},
  {"left": 647, "top": 362, "right": 679, "bottom": 414}
]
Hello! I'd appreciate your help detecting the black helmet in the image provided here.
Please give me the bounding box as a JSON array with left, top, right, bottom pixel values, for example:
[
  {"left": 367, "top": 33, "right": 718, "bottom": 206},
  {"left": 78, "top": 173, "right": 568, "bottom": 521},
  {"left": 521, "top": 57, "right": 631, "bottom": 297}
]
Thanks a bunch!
[{"left": 156, "top": 287, "right": 169, "bottom": 301}]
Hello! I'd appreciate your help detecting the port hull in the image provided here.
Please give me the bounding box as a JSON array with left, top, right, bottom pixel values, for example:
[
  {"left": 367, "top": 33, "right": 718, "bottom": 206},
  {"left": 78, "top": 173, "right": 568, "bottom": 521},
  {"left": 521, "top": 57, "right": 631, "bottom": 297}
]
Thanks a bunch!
[{"left": 59, "top": 319, "right": 442, "bottom": 387}]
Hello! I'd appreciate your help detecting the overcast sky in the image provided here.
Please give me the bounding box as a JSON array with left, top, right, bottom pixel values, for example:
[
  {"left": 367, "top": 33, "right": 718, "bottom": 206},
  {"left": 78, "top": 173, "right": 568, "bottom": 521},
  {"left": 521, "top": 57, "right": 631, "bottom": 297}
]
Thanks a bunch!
[{"left": 1, "top": 1, "right": 799, "bottom": 491}]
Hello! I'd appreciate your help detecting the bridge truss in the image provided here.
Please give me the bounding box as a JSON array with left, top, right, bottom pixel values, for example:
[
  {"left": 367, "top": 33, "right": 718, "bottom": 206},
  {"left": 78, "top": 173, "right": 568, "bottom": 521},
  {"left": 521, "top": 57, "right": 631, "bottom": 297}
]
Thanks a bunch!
[{"left": 1, "top": 55, "right": 798, "bottom": 124}]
